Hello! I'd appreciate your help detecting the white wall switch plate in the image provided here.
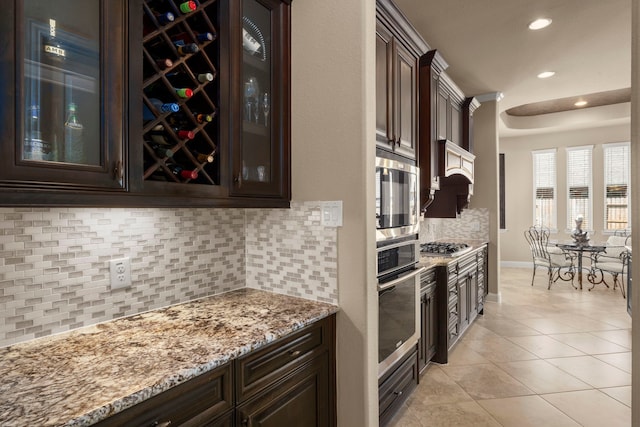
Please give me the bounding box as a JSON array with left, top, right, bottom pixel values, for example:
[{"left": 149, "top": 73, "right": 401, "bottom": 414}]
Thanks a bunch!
[
  {"left": 110, "top": 257, "right": 131, "bottom": 290},
  {"left": 321, "top": 201, "right": 343, "bottom": 227}
]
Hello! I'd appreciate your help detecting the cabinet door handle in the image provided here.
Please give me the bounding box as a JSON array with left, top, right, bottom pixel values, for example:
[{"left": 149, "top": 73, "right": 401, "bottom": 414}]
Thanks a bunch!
[
  {"left": 113, "top": 160, "right": 123, "bottom": 181},
  {"left": 288, "top": 350, "right": 301, "bottom": 357},
  {"left": 393, "top": 390, "right": 403, "bottom": 396},
  {"left": 151, "top": 421, "right": 171, "bottom": 427},
  {"left": 241, "top": 417, "right": 250, "bottom": 426},
  {"left": 234, "top": 172, "right": 242, "bottom": 188}
]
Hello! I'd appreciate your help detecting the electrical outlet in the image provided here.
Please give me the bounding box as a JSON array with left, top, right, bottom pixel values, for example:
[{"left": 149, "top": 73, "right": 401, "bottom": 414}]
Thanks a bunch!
[{"left": 110, "top": 257, "right": 131, "bottom": 290}]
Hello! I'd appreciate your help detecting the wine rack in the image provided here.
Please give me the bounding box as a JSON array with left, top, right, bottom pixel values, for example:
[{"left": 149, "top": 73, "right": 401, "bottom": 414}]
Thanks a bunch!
[{"left": 142, "top": 0, "right": 220, "bottom": 186}]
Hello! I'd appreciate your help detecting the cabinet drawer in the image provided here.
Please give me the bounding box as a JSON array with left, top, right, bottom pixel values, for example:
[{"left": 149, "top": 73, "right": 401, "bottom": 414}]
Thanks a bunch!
[
  {"left": 94, "top": 363, "right": 233, "bottom": 427},
  {"left": 379, "top": 348, "right": 418, "bottom": 427},
  {"left": 448, "top": 287, "right": 458, "bottom": 306},
  {"left": 236, "top": 354, "right": 331, "bottom": 427},
  {"left": 420, "top": 268, "right": 437, "bottom": 290},
  {"left": 235, "top": 317, "right": 330, "bottom": 403},
  {"left": 448, "top": 323, "right": 459, "bottom": 346}
]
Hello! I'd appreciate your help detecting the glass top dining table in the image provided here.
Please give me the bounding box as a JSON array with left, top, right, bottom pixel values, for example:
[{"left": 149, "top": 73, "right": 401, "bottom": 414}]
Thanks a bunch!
[{"left": 554, "top": 241, "right": 607, "bottom": 290}]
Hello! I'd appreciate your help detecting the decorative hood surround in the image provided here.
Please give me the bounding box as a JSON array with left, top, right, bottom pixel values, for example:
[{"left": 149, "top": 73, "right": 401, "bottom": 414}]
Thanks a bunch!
[{"left": 424, "top": 140, "right": 475, "bottom": 218}]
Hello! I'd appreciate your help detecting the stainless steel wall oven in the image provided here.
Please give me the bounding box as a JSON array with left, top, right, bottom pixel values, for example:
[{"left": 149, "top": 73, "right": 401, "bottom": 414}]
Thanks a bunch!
[{"left": 377, "top": 235, "right": 423, "bottom": 377}]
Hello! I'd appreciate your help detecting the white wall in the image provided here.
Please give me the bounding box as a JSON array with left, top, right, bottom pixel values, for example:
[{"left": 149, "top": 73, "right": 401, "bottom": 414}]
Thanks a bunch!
[
  {"left": 291, "top": 0, "right": 377, "bottom": 425},
  {"left": 499, "top": 123, "right": 630, "bottom": 264}
]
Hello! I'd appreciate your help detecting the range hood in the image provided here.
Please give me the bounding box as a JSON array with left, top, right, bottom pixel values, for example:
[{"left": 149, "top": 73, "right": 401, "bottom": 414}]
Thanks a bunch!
[{"left": 423, "top": 140, "right": 475, "bottom": 218}]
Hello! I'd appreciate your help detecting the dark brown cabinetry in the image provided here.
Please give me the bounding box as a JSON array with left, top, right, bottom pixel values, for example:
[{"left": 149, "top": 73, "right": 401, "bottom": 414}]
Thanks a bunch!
[
  {"left": 376, "top": 0, "right": 427, "bottom": 161},
  {"left": 235, "top": 315, "right": 335, "bottom": 427},
  {"left": 0, "top": 1, "right": 127, "bottom": 202},
  {"left": 94, "top": 362, "right": 234, "bottom": 427},
  {"left": 0, "top": 0, "right": 290, "bottom": 207},
  {"left": 418, "top": 50, "right": 480, "bottom": 217},
  {"left": 418, "top": 267, "right": 437, "bottom": 372},
  {"left": 96, "top": 315, "right": 335, "bottom": 427},
  {"left": 378, "top": 347, "right": 418, "bottom": 427},
  {"left": 434, "top": 245, "right": 488, "bottom": 364}
]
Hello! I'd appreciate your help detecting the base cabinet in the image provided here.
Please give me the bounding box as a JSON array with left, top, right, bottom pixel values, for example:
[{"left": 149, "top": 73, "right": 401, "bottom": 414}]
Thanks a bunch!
[
  {"left": 236, "top": 355, "right": 330, "bottom": 427},
  {"left": 434, "top": 245, "right": 487, "bottom": 364},
  {"left": 96, "top": 315, "right": 336, "bottom": 427},
  {"left": 378, "top": 347, "right": 418, "bottom": 427},
  {"left": 418, "top": 267, "right": 437, "bottom": 372}
]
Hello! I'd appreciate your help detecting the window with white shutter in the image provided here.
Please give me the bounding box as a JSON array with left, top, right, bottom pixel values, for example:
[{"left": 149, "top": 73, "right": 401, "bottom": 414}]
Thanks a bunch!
[
  {"left": 603, "top": 142, "right": 630, "bottom": 231},
  {"left": 566, "top": 146, "right": 593, "bottom": 230},
  {"left": 532, "top": 149, "right": 556, "bottom": 230}
]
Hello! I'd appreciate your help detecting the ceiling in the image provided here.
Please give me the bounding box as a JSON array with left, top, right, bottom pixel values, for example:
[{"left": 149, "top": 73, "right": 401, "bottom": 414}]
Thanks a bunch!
[{"left": 393, "top": 0, "right": 632, "bottom": 137}]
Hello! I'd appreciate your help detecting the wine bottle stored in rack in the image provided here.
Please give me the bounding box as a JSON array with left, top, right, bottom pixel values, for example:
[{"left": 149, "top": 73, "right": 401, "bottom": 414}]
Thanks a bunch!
[{"left": 142, "top": 0, "right": 220, "bottom": 187}]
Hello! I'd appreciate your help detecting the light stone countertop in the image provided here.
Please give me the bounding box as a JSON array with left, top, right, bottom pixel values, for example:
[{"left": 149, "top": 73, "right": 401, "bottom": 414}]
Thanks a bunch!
[
  {"left": 0, "top": 288, "right": 338, "bottom": 427},
  {"left": 419, "top": 239, "right": 489, "bottom": 268}
]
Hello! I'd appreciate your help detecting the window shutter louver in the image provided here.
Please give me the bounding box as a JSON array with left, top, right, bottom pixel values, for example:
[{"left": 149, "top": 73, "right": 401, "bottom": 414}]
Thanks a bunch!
[{"left": 604, "top": 143, "right": 630, "bottom": 230}]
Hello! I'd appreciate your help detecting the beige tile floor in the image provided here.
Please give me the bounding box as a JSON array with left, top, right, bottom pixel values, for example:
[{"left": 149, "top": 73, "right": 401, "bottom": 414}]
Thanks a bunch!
[{"left": 388, "top": 267, "right": 632, "bottom": 427}]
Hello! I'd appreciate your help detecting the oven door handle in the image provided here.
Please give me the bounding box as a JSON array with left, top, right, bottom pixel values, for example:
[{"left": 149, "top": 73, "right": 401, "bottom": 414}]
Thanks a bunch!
[{"left": 377, "top": 267, "right": 425, "bottom": 292}]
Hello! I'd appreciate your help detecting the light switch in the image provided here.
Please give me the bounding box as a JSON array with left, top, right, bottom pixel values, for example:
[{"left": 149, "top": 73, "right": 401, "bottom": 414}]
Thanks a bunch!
[{"left": 321, "top": 201, "right": 343, "bottom": 227}]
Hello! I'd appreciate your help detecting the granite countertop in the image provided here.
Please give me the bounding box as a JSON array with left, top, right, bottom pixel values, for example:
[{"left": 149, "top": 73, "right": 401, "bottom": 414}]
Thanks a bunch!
[
  {"left": 419, "top": 239, "right": 489, "bottom": 268},
  {"left": 0, "top": 288, "right": 339, "bottom": 426}
]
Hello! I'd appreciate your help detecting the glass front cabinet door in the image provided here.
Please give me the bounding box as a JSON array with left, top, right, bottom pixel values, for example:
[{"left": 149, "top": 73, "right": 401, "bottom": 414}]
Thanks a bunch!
[
  {"left": 0, "top": 1, "right": 126, "bottom": 196},
  {"left": 229, "top": 0, "right": 290, "bottom": 199}
]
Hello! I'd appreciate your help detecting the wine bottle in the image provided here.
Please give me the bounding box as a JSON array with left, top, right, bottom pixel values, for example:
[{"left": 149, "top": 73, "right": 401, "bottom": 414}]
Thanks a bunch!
[
  {"left": 42, "top": 19, "right": 65, "bottom": 63},
  {"left": 64, "top": 102, "right": 84, "bottom": 164},
  {"left": 173, "top": 41, "right": 199, "bottom": 56},
  {"left": 177, "top": 1, "right": 197, "bottom": 13},
  {"left": 155, "top": 57, "right": 173, "bottom": 70},
  {"left": 167, "top": 163, "right": 198, "bottom": 180},
  {"left": 151, "top": 98, "right": 180, "bottom": 113},
  {"left": 189, "top": 149, "right": 215, "bottom": 163},
  {"left": 166, "top": 70, "right": 213, "bottom": 87},
  {"left": 171, "top": 31, "right": 215, "bottom": 45},
  {"left": 175, "top": 87, "right": 193, "bottom": 99},
  {"left": 150, "top": 124, "right": 195, "bottom": 142},
  {"left": 154, "top": 11, "right": 175, "bottom": 25},
  {"left": 167, "top": 110, "right": 213, "bottom": 128},
  {"left": 151, "top": 143, "right": 174, "bottom": 158},
  {"left": 143, "top": 98, "right": 179, "bottom": 122}
]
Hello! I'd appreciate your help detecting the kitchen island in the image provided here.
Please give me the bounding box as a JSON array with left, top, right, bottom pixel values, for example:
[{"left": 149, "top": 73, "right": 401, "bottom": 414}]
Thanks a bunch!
[{"left": 0, "top": 288, "right": 338, "bottom": 426}]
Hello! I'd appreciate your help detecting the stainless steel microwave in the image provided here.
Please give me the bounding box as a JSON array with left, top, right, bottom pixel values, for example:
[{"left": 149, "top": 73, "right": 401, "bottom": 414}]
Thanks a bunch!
[{"left": 375, "top": 157, "right": 420, "bottom": 242}]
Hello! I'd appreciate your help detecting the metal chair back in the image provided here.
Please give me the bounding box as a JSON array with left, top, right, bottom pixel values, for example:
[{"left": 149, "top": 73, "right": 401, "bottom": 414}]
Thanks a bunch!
[{"left": 524, "top": 226, "right": 552, "bottom": 263}]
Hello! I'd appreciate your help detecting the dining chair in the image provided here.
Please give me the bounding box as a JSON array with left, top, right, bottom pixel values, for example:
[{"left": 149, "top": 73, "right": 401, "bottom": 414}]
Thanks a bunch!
[
  {"left": 589, "top": 234, "right": 631, "bottom": 297},
  {"left": 524, "top": 226, "right": 575, "bottom": 289}
]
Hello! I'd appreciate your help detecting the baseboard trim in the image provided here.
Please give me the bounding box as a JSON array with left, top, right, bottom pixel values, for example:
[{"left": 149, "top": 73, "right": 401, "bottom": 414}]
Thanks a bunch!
[{"left": 486, "top": 292, "right": 502, "bottom": 303}]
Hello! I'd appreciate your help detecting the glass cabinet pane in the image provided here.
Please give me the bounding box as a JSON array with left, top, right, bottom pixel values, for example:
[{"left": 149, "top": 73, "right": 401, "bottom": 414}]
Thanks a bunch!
[
  {"left": 22, "top": 1, "right": 100, "bottom": 165},
  {"left": 241, "top": 0, "right": 272, "bottom": 184}
]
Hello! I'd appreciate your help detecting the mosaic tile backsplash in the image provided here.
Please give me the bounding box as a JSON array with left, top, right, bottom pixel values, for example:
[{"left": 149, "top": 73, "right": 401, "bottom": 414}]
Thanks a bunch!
[
  {"left": 246, "top": 202, "right": 338, "bottom": 304},
  {"left": 0, "top": 202, "right": 338, "bottom": 347},
  {"left": 421, "top": 208, "right": 490, "bottom": 243}
]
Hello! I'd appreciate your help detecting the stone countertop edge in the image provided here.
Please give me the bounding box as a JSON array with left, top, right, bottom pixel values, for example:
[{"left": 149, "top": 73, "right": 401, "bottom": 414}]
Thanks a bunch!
[{"left": 0, "top": 288, "right": 339, "bottom": 427}]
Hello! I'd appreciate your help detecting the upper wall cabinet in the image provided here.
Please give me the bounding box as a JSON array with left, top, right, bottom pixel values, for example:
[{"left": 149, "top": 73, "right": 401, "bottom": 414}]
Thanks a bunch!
[
  {"left": 0, "top": 0, "right": 291, "bottom": 207},
  {"left": 229, "top": 0, "right": 291, "bottom": 199},
  {"left": 376, "top": 0, "right": 428, "bottom": 162},
  {"left": 0, "top": 1, "right": 127, "bottom": 202},
  {"left": 419, "top": 50, "right": 480, "bottom": 217}
]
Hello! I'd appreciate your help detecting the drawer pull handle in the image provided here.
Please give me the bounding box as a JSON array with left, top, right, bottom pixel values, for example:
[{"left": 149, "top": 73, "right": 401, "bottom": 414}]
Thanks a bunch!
[
  {"left": 393, "top": 390, "right": 403, "bottom": 396},
  {"left": 288, "top": 350, "right": 302, "bottom": 357},
  {"left": 241, "top": 418, "right": 249, "bottom": 426},
  {"left": 152, "top": 421, "right": 171, "bottom": 427}
]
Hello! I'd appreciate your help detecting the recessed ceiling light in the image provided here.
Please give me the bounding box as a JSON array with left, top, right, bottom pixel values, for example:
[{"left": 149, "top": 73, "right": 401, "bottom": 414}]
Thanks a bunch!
[
  {"left": 537, "top": 71, "right": 555, "bottom": 79},
  {"left": 529, "top": 18, "right": 552, "bottom": 30},
  {"left": 574, "top": 100, "right": 588, "bottom": 107}
]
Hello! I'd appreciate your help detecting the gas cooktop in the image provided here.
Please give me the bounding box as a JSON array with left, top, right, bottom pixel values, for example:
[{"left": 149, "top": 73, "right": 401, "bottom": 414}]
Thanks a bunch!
[{"left": 420, "top": 242, "right": 472, "bottom": 257}]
